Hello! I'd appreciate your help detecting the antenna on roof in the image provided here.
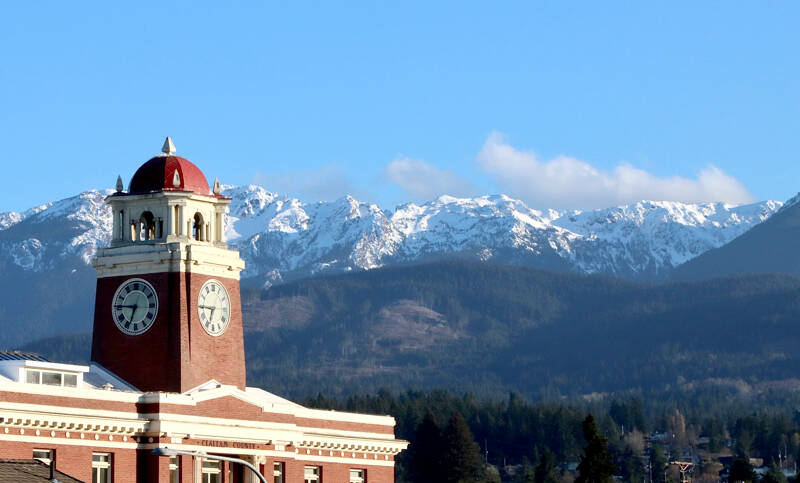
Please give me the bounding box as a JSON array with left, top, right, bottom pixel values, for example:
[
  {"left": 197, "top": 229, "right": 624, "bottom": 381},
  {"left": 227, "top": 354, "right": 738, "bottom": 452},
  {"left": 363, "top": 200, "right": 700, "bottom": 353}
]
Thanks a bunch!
[
  {"left": 116, "top": 175, "right": 124, "bottom": 193},
  {"left": 162, "top": 136, "right": 176, "bottom": 155}
]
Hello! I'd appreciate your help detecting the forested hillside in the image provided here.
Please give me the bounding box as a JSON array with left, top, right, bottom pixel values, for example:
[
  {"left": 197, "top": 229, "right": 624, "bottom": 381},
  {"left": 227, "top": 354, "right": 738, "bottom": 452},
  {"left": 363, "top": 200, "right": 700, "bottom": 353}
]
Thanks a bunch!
[
  {"left": 240, "top": 262, "right": 800, "bottom": 398},
  {"left": 24, "top": 262, "right": 800, "bottom": 400},
  {"left": 673, "top": 196, "right": 800, "bottom": 281}
]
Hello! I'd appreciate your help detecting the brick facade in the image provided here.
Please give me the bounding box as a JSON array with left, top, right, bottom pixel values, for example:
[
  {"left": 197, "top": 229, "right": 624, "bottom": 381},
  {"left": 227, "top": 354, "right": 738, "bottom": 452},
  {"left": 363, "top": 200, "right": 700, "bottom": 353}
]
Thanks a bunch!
[
  {"left": 0, "top": 439, "right": 137, "bottom": 483},
  {"left": 91, "top": 272, "right": 246, "bottom": 393}
]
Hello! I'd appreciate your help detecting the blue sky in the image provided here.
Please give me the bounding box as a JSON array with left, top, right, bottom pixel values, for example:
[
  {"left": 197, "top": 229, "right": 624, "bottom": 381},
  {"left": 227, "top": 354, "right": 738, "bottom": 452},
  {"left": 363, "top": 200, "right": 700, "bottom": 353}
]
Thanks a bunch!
[{"left": 1, "top": 2, "right": 798, "bottom": 212}]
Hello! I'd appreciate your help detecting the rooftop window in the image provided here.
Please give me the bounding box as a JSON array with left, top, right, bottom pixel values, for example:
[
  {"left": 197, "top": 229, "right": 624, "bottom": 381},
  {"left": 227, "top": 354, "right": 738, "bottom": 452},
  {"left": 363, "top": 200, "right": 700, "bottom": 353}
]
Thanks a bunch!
[{"left": 25, "top": 369, "right": 78, "bottom": 387}]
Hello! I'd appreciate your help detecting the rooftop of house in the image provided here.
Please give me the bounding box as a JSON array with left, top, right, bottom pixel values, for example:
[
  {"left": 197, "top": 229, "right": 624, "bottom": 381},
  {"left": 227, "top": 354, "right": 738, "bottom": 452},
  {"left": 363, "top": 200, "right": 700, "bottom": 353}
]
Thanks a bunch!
[{"left": 0, "top": 459, "right": 84, "bottom": 483}]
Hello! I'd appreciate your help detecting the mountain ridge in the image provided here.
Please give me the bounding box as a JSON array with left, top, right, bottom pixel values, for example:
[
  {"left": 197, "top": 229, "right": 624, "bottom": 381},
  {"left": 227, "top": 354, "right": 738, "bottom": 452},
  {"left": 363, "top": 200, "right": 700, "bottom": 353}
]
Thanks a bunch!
[
  {"left": 1, "top": 186, "right": 781, "bottom": 284},
  {"left": 0, "top": 185, "right": 786, "bottom": 345},
  {"left": 18, "top": 261, "right": 800, "bottom": 399},
  {"left": 673, "top": 193, "right": 800, "bottom": 281}
]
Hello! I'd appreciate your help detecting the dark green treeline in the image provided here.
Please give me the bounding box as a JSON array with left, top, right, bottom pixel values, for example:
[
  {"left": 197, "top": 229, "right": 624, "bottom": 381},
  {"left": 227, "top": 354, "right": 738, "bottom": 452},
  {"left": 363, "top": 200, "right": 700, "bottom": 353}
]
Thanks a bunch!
[{"left": 305, "top": 388, "right": 800, "bottom": 482}]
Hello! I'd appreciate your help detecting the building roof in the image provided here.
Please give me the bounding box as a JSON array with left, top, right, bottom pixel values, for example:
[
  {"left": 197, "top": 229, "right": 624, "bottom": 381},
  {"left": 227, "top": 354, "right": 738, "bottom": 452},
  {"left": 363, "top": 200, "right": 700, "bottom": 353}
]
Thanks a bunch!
[
  {"left": 0, "top": 459, "right": 84, "bottom": 483},
  {"left": 127, "top": 155, "right": 210, "bottom": 195},
  {"left": 0, "top": 351, "right": 48, "bottom": 362}
]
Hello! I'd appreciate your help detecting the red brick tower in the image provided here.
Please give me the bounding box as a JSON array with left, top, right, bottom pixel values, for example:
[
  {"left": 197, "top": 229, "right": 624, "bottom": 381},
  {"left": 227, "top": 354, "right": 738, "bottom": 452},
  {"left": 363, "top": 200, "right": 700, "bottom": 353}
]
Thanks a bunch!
[{"left": 90, "top": 138, "right": 246, "bottom": 393}]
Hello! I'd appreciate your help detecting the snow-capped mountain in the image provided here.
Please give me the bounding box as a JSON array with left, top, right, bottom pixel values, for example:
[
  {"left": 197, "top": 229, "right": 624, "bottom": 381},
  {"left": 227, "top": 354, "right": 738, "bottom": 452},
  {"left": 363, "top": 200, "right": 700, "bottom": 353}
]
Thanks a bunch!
[
  {"left": 221, "top": 186, "right": 781, "bottom": 284},
  {"left": 0, "top": 186, "right": 786, "bottom": 345},
  {"left": 0, "top": 186, "right": 783, "bottom": 285},
  {"left": 556, "top": 200, "right": 782, "bottom": 278},
  {"left": 0, "top": 190, "right": 113, "bottom": 271}
]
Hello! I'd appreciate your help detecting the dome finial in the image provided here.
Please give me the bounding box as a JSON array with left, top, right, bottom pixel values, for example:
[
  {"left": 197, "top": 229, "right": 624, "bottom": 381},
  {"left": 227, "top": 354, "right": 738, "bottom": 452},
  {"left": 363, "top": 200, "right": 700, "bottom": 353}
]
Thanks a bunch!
[
  {"left": 116, "top": 175, "right": 124, "bottom": 193},
  {"left": 162, "top": 136, "right": 176, "bottom": 155}
]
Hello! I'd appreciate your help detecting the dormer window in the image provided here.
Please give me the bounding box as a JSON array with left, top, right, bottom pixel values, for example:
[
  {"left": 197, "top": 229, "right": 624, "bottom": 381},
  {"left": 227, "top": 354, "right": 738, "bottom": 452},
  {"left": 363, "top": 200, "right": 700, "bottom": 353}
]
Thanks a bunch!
[
  {"left": 25, "top": 369, "right": 78, "bottom": 387},
  {"left": 0, "top": 354, "right": 89, "bottom": 388}
]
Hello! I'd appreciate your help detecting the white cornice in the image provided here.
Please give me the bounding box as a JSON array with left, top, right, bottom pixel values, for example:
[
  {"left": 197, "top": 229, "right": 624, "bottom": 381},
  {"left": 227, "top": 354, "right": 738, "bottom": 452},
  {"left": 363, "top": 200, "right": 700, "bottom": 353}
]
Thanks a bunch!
[{"left": 93, "top": 241, "right": 244, "bottom": 278}]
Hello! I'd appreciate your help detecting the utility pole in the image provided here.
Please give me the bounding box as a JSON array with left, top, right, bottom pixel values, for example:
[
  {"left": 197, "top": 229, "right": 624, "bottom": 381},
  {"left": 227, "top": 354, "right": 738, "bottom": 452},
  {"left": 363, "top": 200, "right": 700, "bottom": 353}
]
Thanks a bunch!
[{"left": 670, "top": 461, "right": 693, "bottom": 483}]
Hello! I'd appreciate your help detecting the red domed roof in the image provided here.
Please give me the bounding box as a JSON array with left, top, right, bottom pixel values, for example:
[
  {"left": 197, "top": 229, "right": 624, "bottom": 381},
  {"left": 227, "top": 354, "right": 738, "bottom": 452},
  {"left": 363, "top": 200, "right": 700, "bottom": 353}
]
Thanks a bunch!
[{"left": 128, "top": 155, "right": 210, "bottom": 195}]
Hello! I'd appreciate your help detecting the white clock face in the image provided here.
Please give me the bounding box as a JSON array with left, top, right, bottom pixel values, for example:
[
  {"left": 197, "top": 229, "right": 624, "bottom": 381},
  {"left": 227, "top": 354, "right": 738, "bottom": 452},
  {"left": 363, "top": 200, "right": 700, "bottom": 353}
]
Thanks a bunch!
[
  {"left": 198, "top": 279, "right": 231, "bottom": 336},
  {"left": 112, "top": 278, "right": 158, "bottom": 336}
]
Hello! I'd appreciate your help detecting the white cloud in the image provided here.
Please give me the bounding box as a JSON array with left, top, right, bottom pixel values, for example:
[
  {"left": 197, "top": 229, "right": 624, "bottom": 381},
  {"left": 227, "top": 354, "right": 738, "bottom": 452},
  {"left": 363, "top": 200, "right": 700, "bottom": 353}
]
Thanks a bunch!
[
  {"left": 384, "top": 157, "right": 475, "bottom": 202},
  {"left": 476, "top": 132, "right": 754, "bottom": 209},
  {"left": 253, "top": 165, "right": 368, "bottom": 202}
]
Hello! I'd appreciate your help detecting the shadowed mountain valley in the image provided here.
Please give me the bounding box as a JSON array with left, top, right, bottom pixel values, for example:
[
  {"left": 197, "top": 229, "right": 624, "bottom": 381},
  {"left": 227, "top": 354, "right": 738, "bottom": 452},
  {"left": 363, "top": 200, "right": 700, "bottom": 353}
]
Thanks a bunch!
[{"left": 20, "top": 261, "right": 800, "bottom": 400}]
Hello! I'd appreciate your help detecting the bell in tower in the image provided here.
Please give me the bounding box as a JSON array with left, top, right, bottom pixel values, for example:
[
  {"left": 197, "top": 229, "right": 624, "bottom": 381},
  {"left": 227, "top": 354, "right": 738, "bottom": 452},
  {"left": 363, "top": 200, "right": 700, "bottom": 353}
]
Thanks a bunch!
[{"left": 91, "top": 138, "right": 246, "bottom": 393}]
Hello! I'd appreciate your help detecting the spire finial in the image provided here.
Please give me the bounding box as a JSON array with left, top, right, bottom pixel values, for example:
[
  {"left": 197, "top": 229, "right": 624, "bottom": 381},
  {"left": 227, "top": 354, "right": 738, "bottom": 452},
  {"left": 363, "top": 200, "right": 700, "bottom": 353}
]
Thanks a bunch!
[
  {"left": 213, "top": 178, "right": 221, "bottom": 195},
  {"left": 162, "top": 136, "right": 176, "bottom": 155},
  {"left": 116, "top": 175, "right": 124, "bottom": 193}
]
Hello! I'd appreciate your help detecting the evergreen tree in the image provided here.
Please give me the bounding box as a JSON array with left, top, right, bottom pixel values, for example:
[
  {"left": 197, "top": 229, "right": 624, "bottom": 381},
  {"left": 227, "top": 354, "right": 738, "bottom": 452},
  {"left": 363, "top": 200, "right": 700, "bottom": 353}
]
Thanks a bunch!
[
  {"left": 618, "top": 446, "right": 644, "bottom": 483},
  {"left": 575, "top": 414, "right": 616, "bottom": 483},
  {"left": 762, "top": 462, "right": 787, "bottom": 483},
  {"left": 533, "top": 447, "right": 560, "bottom": 483},
  {"left": 513, "top": 463, "right": 536, "bottom": 483},
  {"left": 729, "top": 458, "right": 756, "bottom": 483},
  {"left": 407, "top": 410, "right": 446, "bottom": 483},
  {"left": 649, "top": 445, "right": 667, "bottom": 483},
  {"left": 441, "top": 411, "right": 484, "bottom": 483}
]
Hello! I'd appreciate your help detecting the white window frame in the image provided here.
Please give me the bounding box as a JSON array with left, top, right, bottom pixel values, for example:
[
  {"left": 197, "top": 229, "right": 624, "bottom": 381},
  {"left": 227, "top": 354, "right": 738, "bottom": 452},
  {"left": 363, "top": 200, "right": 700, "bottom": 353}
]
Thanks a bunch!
[
  {"left": 201, "top": 458, "right": 222, "bottom": 483},
  {"left": 24, "top": 369, "right": 79, "bottom": 387},
  {"left": 92, "top": 453, "right": 112, "bottom": 483},
  {"left": 273, "top": 461, "right": 284, "bottom": 483},
  {"left": 350, "top": 469, "right": 365, "bottom": 483},
  {"left": 304, "top": 465, "right": 321, "bottom": 483},
  {"left": 169, "top": 455, "right": 180, "bottom": 483}
]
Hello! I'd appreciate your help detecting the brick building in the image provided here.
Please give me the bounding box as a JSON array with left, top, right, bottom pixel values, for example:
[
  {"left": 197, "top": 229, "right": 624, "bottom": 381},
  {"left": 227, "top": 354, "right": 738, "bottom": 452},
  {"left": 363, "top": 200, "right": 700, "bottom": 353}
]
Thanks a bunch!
[{"left": 0, "top": 139, "right": 407, "bottom": 483}]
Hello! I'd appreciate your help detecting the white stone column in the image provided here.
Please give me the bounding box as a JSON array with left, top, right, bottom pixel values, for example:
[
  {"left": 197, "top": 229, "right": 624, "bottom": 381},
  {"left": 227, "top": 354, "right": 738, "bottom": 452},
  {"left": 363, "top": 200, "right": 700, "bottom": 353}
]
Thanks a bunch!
[
  {"left": 179, "top": 205, "right": 185, "bottom": 237},
  {"left": 166, "top": 205, "right": 174, "bottom": 237},
  {"left": 215, "top": 211, "right": 224, "bottom": 243}
]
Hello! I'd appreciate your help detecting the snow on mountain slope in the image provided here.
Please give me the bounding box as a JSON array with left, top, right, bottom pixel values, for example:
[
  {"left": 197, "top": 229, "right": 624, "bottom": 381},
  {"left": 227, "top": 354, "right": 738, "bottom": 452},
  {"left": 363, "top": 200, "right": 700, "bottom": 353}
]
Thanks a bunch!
[
  {"left": 0, "top": 190, "right": 112, "bottom": 271},
  {"left": 0, "top": 186, "right": 784, "bottom": 282},
  {"left": 390, "top": 195, "right": 577, "bottom": 262},
  {"left": 225, "top": 186, "right": 401, "bottom": 282},
  {"left": 554, "top": 200, "right": 782, "bottom": 276},
  {"left": 0, "top": 203, "right": 53, "bottom": 231}
]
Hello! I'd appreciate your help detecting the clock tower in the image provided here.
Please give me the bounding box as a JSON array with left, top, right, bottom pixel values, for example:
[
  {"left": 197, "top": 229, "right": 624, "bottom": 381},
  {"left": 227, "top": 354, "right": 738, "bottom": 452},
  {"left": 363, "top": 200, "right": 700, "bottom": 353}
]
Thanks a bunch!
[{"left": 91, "top": 138, "right": 246, "bottom": 393}]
